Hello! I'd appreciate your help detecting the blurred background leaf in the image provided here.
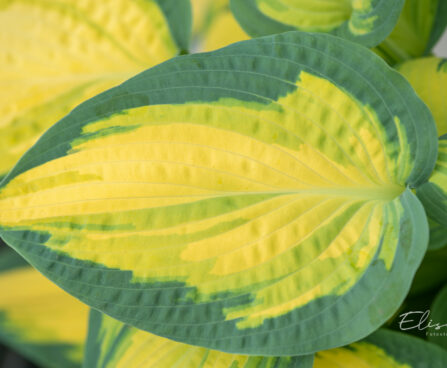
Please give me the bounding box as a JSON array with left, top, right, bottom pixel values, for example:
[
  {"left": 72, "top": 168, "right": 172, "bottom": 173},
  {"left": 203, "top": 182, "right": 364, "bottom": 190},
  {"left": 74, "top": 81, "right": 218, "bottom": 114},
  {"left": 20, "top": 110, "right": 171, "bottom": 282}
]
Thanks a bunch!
[
  {"left": 373, "top": 0, "right": 447, "bottom": 65},
  {"left": 0, "top": 0, "right": 191, "bottom": 180},
  {"left": 190, "top": 0, "right": 248, "bottom": 52},
  {"left": 0, "top": 242, "right": 89, "bottom": 368},
  {"left": 397, "top": 57, "right": 447, "bottom": 136}
]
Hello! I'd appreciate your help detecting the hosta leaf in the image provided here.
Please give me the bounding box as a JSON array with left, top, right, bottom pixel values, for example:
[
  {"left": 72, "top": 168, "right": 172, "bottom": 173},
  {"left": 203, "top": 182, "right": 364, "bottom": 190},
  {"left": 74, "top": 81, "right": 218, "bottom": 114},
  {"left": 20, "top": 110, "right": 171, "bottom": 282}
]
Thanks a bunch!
[
  {"left": 397, "top": 57, "right": 447, "bottom": 136},
  {"left": 428, "top": 284, "right": 447, "bottom": 349},
  {"left": 230, "top": 0, "right": 405, "bottom": 47},
  {"left": 191, "top": 0, "right": 248, "bottom": 52},
  {"left": 0, "top": 0, "right": 191, "bottom": 179},
  {"left": 314, "top": 329, "right": 447, "bottom": 368},
  {"left": 373, "top": 0, "right": 447, "bottom": 65},
  {"left": 0, "top": 244, "right": 89, "bottom": 368},
  {"left": 417, "top": 137, "right": 447, "bottom": 227},
  {"left": 86, "top": 311, "right": 447, "bottom": 368},
  {"left": 0, "top": 32, "right": 437, "bottom": 355},
  {"left": 84, "top": 309, "right": 313, "bottom": 368}
]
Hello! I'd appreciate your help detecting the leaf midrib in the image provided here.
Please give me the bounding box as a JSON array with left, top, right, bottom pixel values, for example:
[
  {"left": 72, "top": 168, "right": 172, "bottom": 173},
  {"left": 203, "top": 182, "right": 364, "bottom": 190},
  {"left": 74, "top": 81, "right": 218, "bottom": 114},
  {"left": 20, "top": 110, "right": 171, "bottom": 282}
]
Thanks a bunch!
[{"left": 0, "top": 184, "right": 405, "bottom": 212}]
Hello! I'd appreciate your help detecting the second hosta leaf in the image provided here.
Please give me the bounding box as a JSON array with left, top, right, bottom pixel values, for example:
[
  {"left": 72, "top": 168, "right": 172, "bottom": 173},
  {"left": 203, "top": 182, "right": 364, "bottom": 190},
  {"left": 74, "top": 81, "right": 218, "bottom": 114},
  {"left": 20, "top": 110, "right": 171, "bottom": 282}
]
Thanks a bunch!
[
  {"left": 84, "top": 309, "right": 313, "bottom": 368},
  {"left": 0, "top": 0, "right": 191, "bottom": 178},
  {"left": 0, "top": 32, "right": 437, "bottom": 355},
  {"left": 230, "top": 0, "right": 405, "bottom": 47}
]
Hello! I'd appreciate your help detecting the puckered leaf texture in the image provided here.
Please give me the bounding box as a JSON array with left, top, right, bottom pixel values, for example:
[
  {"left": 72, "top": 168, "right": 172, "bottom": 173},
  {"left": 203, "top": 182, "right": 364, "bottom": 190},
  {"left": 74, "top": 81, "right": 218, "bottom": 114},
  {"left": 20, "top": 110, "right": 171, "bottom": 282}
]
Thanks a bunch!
[{"left": 0, "top": 31, "right": 437, "bottom": 355}]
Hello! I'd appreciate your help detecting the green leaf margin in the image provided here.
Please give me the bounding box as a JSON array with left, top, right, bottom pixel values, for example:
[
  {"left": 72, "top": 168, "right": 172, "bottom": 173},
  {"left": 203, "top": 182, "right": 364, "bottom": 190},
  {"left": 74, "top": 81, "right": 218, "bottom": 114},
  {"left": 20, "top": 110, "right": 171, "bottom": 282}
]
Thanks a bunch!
[{"left": 0, "top": 31, "right": 438, "bottom": 356}]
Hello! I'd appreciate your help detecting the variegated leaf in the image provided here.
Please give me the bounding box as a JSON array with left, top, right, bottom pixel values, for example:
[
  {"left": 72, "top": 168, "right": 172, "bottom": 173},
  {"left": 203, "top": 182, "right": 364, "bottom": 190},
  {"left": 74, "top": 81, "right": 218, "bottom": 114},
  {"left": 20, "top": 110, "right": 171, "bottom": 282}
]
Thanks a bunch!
[
  {"left": 0, "top": 243, "right": 89, "bottom": 368},
  {"left": 0, "top": 31, "right": 437, "bottom": 355},
  {"left": 400, "top": 60, "right": 447, "bottom": 256},
  {"left": 0, "top": 0, "right": 191, "bottom": 179},
  {"left": 230, "top": 0, "right": 405, "bottom": 47},
  {"left": 83, "top": 309, "right": 313, "bottom": 368},
  {"left": 85, "top": 310, "right": 447, "bottom": 368},
  {"left": 314, "top": 329, "right": 447, "bottom": 368}
]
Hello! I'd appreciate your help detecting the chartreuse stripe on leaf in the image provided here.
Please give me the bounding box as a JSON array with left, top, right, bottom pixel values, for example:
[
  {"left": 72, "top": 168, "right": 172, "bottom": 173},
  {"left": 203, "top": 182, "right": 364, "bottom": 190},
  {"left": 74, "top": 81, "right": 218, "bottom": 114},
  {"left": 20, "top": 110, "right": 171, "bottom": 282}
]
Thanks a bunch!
[
  {"left": 0, "top": 244, "right": 89, "bottom": 368},
  {"left": 0, "top": 32, "right": 437, "bottom": 355},
  {"left": 398, "top": 57, "right": 447, "bottom": 136},
  {"left": 373, "top": 0, "right": 447, "bottom": 65},
  {"left": 0, "top": 0, "right": 191, "bottom": 179},
  {"left": 417, "top": 137, "right": 447, "bottom": 227},
  {"left": 84, "top": 309, "right": 314, "bottom": 368},
  {"left": 230, "top": 0, "right": 404, "bottom": 47},
  {"left": 314, "top": 329, "right": 447, "bottom": 368}
]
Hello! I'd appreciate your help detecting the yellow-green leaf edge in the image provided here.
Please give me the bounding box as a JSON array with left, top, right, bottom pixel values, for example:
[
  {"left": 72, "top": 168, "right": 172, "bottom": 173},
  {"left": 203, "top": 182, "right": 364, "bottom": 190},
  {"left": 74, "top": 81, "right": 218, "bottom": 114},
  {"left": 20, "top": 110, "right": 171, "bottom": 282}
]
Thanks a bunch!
[{"left": 0, "top": 31, "right": 437, "bottom": 355}]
